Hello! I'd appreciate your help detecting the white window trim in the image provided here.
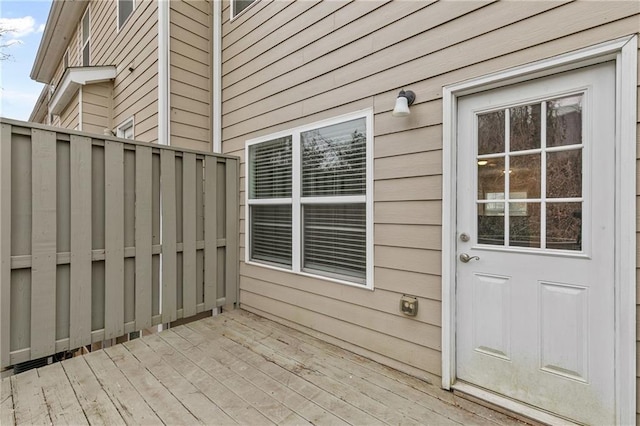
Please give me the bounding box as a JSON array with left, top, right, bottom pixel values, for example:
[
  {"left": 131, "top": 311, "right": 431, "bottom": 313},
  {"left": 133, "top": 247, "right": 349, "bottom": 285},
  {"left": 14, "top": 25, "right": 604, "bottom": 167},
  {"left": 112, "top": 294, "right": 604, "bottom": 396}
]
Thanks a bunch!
[
  {"left": 81, "top": 7, "right": 90, "bottom": 66},
  {"left": 441, "top": 35, "right": 637, "bottom": 425},
  {"left": 245, "top": 109, "right": 374, "bottom": 290},
  {"left": 230, "top": 0, "right": 258, "bottom": 21},
  {"left": 116, "top": 116, "right": 135, "bottom": 139},
  {"left": 117, "top": 0, "right": 135, "bottom": 32}
]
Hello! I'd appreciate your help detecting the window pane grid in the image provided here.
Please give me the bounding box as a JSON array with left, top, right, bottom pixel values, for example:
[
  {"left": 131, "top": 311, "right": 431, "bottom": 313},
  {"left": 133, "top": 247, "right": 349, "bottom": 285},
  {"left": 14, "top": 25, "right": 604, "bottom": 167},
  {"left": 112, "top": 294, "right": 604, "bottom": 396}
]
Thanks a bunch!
[{"left": 476, "top": 94, "right": 583, "bottom": 251}]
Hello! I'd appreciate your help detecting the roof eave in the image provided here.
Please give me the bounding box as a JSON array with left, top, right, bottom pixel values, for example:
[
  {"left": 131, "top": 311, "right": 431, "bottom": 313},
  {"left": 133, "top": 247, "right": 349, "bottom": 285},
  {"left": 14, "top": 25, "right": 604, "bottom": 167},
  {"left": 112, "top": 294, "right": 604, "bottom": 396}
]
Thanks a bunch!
[
  {"left": 29, "top": 85, "right": 50, "bottom": 123},
  {"left": 49, "top": 66, "right": 117, "bottom": 115},
  {"left": 30, "top": 0, "right": 89, "bottom": 84}
]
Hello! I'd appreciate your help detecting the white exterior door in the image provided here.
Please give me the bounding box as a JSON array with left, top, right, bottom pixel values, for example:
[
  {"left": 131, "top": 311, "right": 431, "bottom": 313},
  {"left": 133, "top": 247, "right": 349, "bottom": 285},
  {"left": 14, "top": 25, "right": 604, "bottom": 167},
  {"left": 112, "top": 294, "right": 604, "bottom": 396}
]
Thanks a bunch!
[{"left": 455, "top": 62, "right": 616, "bottom": 424}]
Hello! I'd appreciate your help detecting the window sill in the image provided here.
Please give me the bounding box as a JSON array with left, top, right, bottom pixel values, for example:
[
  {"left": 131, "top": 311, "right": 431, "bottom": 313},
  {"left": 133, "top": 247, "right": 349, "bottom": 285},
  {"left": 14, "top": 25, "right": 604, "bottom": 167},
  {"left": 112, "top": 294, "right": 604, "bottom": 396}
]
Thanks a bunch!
[{"left": 244, "top": 260, "right": 374, "bottom": 291}]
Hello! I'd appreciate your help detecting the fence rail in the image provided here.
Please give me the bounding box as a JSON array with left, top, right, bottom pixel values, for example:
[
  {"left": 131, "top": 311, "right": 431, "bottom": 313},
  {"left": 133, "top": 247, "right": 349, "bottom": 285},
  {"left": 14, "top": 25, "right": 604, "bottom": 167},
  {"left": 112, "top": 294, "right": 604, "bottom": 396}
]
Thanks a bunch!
[{"left": 0, "top": 119, "right": 239, "bottom": 369}]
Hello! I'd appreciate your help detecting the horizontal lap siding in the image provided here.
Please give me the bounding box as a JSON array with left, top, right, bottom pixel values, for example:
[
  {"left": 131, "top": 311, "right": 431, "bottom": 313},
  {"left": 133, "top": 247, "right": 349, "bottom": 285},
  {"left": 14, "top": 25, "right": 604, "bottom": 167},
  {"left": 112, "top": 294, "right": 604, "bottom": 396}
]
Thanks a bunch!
[
  {"left": 90, "top": 0, "right": 158, "bottom": 142},
  {"left": 82, "top": 83, "right": 112, "bottom": 135},
  {"left": 169, "top": 0, "right": 212, "bottom": 152},
  {"left": 221, "top": 0, "right": 640, "bottom": 383},
  {"left": 60, "top": 93, "right": 79, "bottom": 130}
]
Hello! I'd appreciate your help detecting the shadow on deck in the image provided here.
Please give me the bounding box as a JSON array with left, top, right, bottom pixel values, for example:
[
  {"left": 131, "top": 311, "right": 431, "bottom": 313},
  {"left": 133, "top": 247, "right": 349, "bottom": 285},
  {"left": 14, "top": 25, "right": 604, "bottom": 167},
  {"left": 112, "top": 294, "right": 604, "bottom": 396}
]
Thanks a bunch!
[{"left": 1, "top": 310, "right": 523, "bottom": 425}]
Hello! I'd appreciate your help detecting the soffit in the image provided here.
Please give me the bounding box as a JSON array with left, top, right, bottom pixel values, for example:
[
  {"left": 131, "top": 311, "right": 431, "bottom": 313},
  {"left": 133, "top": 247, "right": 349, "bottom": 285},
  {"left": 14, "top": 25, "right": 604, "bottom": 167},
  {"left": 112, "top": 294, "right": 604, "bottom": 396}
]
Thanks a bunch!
[{"left": 30, "top": 0, "right": 89, "bottom": 83}]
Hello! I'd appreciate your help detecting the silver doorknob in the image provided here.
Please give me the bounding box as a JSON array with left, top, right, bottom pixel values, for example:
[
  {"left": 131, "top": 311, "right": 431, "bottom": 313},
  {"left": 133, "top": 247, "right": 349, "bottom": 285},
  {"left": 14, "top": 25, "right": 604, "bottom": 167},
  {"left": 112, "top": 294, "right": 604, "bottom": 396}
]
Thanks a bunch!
[{"left": 459, "top": 253, "right": 480, "bottom": 263}]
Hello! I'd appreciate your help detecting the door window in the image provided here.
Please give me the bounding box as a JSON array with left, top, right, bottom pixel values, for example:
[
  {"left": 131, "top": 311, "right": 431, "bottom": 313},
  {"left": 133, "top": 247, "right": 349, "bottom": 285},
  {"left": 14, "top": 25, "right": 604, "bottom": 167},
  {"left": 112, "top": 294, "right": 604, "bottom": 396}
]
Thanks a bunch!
[{"left": 476, "top": 94, "right": 583, "bottom": 251}]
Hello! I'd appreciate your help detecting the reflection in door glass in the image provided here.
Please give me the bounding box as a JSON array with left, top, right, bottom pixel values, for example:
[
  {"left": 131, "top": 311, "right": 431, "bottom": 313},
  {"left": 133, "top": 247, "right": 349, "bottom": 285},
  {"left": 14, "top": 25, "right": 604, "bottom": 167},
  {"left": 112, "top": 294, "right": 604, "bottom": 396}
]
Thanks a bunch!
[
  {"left": 509, "top": 202, "right": 541, "bottom": 248},
  {"left": 510, "top": 154, "right": 541, "bottom": 198},
  {"left": 547, "top": 150, "right": 582, "bottom": 198},
  {"left": 478, "top": 157, "right": 505, "bottom": 200},
  {"left": 478, "top": 111, "right": 505, "bottom": 155},
  {"left": 547, "top": 202, "right": 582, "bottom": 251},
  {"left": 510, "top": 103, "right": 541, "bottom": 152},
  {"left": 478, "top": 203, "right": 504, "bottom": 245},
  {"left": 547, "top": 95, "right": 582, "bottom": 147}
]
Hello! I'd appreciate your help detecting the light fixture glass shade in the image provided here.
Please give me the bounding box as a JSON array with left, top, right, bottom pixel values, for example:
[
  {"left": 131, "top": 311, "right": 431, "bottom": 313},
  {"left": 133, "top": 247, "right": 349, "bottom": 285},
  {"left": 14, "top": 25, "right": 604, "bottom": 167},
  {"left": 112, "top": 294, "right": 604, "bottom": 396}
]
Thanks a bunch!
[{"left": 392, "top": 96, "right": 410, "bottom": 117}]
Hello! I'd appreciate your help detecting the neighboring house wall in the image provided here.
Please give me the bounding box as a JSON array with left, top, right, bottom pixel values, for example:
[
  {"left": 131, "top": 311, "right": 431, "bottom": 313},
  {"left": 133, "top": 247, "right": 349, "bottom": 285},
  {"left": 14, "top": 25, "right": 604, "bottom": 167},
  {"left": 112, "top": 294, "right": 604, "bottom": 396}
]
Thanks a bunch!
[
  {"left": 90, "top": 0, "right": 158, "bottom": 142},
  {"left": 219, "top": 0, "right": 640, "bottom": 391},
  {"left": 33, "top": 0, "right": 214, "bottom": 150},
  {"left": 169, "top": 0, "right": 213, "bottom": 151}
]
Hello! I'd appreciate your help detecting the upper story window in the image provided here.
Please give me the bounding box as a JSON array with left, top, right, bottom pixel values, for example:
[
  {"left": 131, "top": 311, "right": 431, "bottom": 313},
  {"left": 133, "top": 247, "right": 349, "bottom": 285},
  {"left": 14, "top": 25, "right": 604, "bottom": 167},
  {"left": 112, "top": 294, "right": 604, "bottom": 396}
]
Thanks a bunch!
[
  {"left": 116, "top": 117, "right": 135, "bottom": 139},
  {"left": 63, "top": 50, "right": 69, "bottom": 69},
  {"left": 81, "top": 9, "right": 90, "bottom": 66},
  {"left": 231, "top": 0, "right": 257, "bottom": 19},
  {"left": 246, "top": 110, "right": 373, "bottom": 288},
  {"left": 118, "top": 0, "right": 134, "bottom": 31}
]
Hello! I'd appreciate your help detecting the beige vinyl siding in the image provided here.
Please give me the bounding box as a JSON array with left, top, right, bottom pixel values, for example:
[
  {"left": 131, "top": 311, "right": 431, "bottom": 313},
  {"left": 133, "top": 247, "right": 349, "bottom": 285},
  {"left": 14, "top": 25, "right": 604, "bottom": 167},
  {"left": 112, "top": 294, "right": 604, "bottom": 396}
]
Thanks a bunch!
[
  {"left": 169, "top": 0, "right": 212, "bottom": 151},
  {"left": 89, "top": 0, "right": 158, "bottom": 142},
  {"left": 59, "top": 92, "right": 79, "bottom": 129},
  {"left": 221, "top": 0, "right": 640, "bottom": 387},
  {"left": 81, "top": 82, "right": 112, "bottom": 135}
]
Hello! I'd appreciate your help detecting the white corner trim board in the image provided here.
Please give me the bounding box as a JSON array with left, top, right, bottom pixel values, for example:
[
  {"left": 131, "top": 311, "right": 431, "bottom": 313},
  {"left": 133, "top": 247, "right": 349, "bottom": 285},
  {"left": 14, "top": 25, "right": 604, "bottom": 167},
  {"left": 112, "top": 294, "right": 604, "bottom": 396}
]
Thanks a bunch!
[{"left": 157, "top": 0, "right": 170, "bottom": 146}]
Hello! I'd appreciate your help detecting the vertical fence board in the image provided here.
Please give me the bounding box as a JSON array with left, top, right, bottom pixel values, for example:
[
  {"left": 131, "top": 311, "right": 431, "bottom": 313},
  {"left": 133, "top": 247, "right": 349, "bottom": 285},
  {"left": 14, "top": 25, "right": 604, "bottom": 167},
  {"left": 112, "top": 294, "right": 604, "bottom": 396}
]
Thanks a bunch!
[
  {"left": 56, "top": 140, "right": 71, "bottom": 344},
  {"left": 104, "top": 141, "right": 124, "bottom": 339},
  {"left": 30, "top": 129, "right": 57, "bottom": 359},
  {"left": 203, "top": 157, "right": 217, "bottom": 310},
  {"left": 225, "top": 159, "right": 238, "bottom": 306},
  {"left": 10, "top": 133, "right": 32, "bottom": 356},
  {"left": 195, "top": 159, "right": 205, "bottom": 306},
  {"left": 151, "top": 153, "right": 161, "bottom": 319},
  {"left": 91, "top": 146, "right": 105, "bottom": 334},
  {"left": 0, "top": 124, "right": 11, "bottom": 368},
  {"left": 135, "top": 146, "right": 153, "bottom": 330},
  {"left": 161, "top": 150, "right": 177, "bottom": 323},
  {"left": 182, "top": 153, "right": 197, "bottom": 317},
  {"left": 69, "top": 136, "right": 92, "bottom": 349},
  {"left": 123, "top": 149, "right": 136, "bottom": 326}
]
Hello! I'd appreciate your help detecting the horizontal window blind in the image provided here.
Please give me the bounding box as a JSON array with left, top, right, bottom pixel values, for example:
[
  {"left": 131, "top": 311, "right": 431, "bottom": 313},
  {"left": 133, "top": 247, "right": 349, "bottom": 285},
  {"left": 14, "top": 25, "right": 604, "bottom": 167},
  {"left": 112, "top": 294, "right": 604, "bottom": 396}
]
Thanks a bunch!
[
  {"left": 250, "top": 205, "right": 292, "bottom": 267},
  {"left": 249, "top": 137, "right": 292, "bottom": 199},
  {"left": 302, "top": 118, "right": 366, "bottom": 197},
  {"left": 303, "top": 204, "right": 366, "bottom": 282}
]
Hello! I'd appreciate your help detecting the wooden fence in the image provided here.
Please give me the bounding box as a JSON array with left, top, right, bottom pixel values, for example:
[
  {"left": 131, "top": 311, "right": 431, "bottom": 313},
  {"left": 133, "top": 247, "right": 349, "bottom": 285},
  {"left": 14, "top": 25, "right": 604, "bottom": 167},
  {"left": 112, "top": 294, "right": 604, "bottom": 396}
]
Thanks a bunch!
[{"left": 0, "top": 119, "right": 239, "bottom": 370}]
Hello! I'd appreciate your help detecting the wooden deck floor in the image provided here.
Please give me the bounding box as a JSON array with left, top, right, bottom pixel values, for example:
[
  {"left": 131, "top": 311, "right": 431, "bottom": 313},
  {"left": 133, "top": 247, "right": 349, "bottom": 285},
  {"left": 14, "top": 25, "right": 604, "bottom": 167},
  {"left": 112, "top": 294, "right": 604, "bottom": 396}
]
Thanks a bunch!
[{"left": 1, "top": 310, "right": 523, "bottom": 425}]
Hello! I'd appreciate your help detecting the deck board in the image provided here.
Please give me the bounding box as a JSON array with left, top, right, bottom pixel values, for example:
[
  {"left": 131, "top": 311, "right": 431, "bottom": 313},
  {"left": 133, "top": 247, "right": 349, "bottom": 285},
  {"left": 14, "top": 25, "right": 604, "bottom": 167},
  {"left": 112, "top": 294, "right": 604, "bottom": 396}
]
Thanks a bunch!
[
  {"left": 82, "top": 350, "right": 162, "bottom": 425},
  {"left": 0, "top": 374, "right": 14, "bottom": 426},
  {"left": 1, "top": 310, "right": 522, "bottom": 425},
  {"left": 37, "top": 363, "right": 88, "bottom": 425}
]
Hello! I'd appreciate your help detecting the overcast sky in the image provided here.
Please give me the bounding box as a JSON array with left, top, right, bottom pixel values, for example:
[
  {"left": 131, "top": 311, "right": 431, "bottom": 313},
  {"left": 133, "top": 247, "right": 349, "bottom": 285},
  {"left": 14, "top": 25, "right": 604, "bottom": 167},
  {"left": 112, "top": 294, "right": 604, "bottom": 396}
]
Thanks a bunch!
[{"left": 0, "top": 0, "right": 52, "bottom": 121}]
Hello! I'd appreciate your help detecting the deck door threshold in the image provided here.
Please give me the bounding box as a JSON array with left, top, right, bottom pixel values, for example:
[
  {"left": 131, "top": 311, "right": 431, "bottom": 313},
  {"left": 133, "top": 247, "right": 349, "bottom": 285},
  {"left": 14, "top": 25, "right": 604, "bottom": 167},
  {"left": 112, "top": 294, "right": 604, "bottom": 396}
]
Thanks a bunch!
[{"left": 452, "top": 382, "right": 579, "bottom": 426}]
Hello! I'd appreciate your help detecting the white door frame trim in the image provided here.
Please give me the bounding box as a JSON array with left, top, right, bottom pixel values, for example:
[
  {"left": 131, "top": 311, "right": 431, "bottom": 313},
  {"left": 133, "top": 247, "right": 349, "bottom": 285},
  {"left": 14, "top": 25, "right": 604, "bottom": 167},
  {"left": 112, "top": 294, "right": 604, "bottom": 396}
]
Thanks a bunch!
[{"left": 441, "top": 35, "right": 637, "bottom": 424}]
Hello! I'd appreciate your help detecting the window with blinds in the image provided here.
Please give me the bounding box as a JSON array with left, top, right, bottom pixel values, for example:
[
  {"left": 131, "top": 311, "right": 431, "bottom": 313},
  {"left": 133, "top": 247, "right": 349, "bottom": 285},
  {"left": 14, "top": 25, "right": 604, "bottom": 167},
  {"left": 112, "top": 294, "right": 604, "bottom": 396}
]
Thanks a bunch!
[{"left": 247, "top": 113, "right": 372, "bottom": 287}]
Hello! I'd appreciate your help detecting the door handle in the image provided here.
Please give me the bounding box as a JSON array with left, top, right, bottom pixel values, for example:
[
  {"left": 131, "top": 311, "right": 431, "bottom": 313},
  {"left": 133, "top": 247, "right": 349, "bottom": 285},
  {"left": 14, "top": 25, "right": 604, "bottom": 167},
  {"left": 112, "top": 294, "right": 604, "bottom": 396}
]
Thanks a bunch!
[{"left": 459, "top": 253, "right": 480, "bottom": 263}]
